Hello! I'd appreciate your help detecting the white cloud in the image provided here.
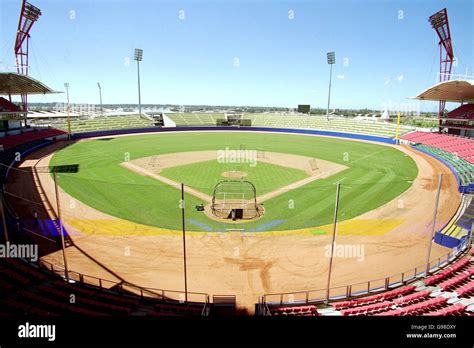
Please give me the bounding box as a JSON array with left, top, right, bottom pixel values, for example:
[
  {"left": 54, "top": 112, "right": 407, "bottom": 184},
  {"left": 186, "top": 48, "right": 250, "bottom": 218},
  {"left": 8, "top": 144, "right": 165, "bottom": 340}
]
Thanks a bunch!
[
  {"left": 337, "top": 74, "right": 345, "bottom": 79},
  {"left": 397, "top": 75, "right": 404, "bottom": 82}
]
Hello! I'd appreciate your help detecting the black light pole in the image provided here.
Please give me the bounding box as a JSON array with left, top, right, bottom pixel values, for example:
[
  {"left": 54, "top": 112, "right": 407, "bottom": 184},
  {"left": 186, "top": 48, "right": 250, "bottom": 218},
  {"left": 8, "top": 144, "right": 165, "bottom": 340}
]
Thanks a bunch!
[
  {"left": 425, "top": 173, "right": 443, "bottom": 275},
  {"left": 326, "top": 51, "right": 336, "bottom": 121},
  {"left": 0, "top": 189, "right": 9, "bottom": 242},
  {"left": 181, "top": 183, "right": 188, "bottom": 303},
  {"left": 97, "top": 82, "right": 103, "bottom": 116},
  {"left": 325, "top": 181, "right": 341, "bottom": 303},
  {"left": 53, "top": 171, "right": 69, "bottom": 282},
  {"left": 134, "top": 48, "right": 143, "bottom": 116}
]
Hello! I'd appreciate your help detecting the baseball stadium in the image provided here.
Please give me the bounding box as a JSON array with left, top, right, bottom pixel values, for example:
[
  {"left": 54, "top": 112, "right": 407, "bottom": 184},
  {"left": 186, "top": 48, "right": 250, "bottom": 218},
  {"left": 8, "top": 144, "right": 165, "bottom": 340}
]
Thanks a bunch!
[{"left": 0, "top": 0, "right": 473, "bottom": 321}]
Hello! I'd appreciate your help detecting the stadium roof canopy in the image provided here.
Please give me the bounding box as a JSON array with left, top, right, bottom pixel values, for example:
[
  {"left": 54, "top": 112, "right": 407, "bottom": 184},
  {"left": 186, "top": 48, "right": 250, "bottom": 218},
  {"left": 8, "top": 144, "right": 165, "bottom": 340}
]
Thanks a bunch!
[
  {"left": 0, "top": 72, "right": 59, "bottom": 95},
  {"left": 411, "top": 79, "right": 474, "bottom": 103}
]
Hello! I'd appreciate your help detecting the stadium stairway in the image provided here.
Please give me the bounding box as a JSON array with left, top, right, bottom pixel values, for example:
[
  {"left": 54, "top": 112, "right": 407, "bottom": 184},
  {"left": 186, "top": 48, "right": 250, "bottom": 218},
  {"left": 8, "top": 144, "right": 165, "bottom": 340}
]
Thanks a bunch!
[{"left": 436, "top": 195, "right": 472, "bottom": 241}]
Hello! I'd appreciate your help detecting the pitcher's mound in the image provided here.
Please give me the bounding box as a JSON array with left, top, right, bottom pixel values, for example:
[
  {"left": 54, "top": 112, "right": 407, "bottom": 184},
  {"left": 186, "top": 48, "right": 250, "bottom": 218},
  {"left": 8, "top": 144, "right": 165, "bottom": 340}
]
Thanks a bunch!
[{"left": 221, "top": 171, "right": 248, "bottom": 179}]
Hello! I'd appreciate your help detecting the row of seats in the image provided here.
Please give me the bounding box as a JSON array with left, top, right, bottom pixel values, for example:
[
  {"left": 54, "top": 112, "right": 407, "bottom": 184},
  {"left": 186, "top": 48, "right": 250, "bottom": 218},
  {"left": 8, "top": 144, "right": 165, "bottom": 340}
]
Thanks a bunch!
[
  {"left": 331, "top": 285, "right": 416, "bottom": 309},
  {"left": 269, "top": 305, "right": 319, "bottom": 316},
  {"left": 402, "top": 131, "right": 474, "bottom": 164},
  {"left": 165, "top": 113, "right": 412, "bottom": 138},
  {"left": 35, "top": 112, "right": 412, "bottom": 138},
  {"left": 413, "top": 144, "right": 474, "bottom": 186},
  {"left": 454, "top": 282, "right": 474, "bottom": 297},
  {"left": 392, "top": 289, "right": 431, "bottom": 306},
  {"left": 0, "top": 97, "right": 21, "bottom": 112},
  {"left": 438, "top": 272, "right": 471, "bottom": 291},
  {"left": 374, "top": 297, "right": 449, "bottom": 316},
  {"left": 447, "top": 104, "right": 474, "bottom": 120},
  {"left": 53, "top": 115, "right": 153, "bottom": 133},
  {"left": 339, "top": 301, "right": 392, "bottom": 316},
  {"left": 0, "top": 256, "right": 207, "bottom": 317},
  {"left": 425, "top": 303, "right": 468, "bottom": 316},
  {"left": 0, "top": 128, "right": 65, "bottom": 150},
  {"left": 424, "top": 257, "right": 471, "bottom": 286},
  {"left": 266, "top": 250, "right": 472, "bottom": 317}
]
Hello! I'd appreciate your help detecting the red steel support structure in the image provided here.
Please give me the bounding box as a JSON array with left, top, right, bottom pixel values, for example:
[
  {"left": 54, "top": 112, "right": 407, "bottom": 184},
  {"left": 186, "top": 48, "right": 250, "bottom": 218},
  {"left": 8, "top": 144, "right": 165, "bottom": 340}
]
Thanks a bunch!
[
  {"left": 428, "top": 8, "right": 454, "bottom": 130},
  {"left": 14, "top": 0, "right": 41, "bottom": 126}
]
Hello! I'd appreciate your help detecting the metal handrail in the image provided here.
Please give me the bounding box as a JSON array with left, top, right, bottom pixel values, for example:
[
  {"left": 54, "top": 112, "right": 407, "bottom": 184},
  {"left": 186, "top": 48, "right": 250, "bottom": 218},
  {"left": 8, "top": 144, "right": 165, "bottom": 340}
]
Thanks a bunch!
[
  {"left": 262, "top": 239, "right": 468, "bottom": 306},
  {"left": 38, "top": 258, "right": 210, "bottom": 306}
]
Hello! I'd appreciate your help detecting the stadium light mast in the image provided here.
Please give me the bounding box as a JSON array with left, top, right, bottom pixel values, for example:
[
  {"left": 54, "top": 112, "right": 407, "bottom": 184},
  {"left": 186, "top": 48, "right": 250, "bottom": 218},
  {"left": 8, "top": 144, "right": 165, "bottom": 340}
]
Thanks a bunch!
[
  {"left": 134, "top": 48, "right": 143, "bottom": 116},
  {"left": 429, "top": 8, "right": 454, "bottom": 127},
  {"left": 97, "top": 82, "right": 103, "bottom": 117},
  {"left": 181, "top": 183, "right": 188, "bottom": 303},
  {"left": 326, "top": 52, "right": 335, "bottom": 121},
  {"left": 325, "top": 181, "right": 341, "bottom": 303},
  {"left": 14, "top": 0, "right": 41, "bottom": 126},
  {"left": 53, "top": 171, "right": 70, "bottom": 283}
]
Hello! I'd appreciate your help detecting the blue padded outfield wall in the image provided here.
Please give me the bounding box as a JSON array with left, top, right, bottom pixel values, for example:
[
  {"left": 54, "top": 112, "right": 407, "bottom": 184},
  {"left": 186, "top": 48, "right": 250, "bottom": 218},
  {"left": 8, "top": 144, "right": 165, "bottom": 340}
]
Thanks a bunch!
[
  {"left": 434, "top": 231, "right": 470, "bottom": 249},
  {"left": 71, "top": 125, "right": 399, "bottom": 144}
]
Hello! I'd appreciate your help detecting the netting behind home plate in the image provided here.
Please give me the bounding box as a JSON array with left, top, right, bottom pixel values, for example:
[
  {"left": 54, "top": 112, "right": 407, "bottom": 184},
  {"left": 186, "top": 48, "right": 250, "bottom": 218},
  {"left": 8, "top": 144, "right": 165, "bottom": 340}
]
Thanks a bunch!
[{"left": 211, "top": 180, "right": 260, "bottom": 220}]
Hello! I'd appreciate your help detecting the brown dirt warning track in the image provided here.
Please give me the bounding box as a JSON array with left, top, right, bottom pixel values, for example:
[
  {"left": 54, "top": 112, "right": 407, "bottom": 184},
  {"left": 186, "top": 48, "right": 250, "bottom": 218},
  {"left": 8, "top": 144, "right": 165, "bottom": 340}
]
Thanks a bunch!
[{"left": 5, "top": 132, "right": 461, "bottom": 312}]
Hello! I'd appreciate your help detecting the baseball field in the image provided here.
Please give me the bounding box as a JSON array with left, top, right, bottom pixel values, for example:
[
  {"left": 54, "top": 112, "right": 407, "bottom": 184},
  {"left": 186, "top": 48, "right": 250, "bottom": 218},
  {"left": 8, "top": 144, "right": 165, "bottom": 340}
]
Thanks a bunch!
[
  {"left": 8, "top": 130, "right": 460, "bottom": 309},
  {"left": 49, "top": 131, "right": 418, "bottom": 232}
]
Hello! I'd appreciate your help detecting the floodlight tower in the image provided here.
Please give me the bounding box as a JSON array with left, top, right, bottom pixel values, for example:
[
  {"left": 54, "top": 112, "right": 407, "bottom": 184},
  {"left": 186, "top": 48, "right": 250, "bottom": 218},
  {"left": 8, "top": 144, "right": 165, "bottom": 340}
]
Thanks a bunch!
[
  {"left": 134, "top": 49, "right": 143, "bottom": 116},
  {"left": 429, "top": 8, "right": 454, "bottom": 126},
  {"left": 326, "top": 52, "right": 336, "bottom": 121},
  {"left": 14, "top": 0, "right": 41, "bottom": 125},
  {"left": 97, "top": 82, "right": 103, "bottom": 116}
]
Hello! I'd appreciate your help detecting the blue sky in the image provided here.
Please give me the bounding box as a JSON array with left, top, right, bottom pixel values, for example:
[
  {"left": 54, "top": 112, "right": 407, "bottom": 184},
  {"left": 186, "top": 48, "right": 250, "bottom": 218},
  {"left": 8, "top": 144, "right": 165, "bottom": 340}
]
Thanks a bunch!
[{"left": 0, "top": 0, "right": 472, "bottom": 111}]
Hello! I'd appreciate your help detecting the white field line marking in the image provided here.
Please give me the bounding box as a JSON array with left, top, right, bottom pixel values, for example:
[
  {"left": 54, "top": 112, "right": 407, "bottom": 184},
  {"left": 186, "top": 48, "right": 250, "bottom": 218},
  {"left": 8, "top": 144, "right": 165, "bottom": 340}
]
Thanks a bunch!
[
  {"left": 121, "top": 161, "right": 212, "bottom": 202},
  {"left": 122, "top": 147, "right": 391, "bottom": 205},
  {"left": 257, "top": 166, "right": 347, "bottom": 203},
  {"left": 257, "top": 148, "right": 392, "bottom": 202}
]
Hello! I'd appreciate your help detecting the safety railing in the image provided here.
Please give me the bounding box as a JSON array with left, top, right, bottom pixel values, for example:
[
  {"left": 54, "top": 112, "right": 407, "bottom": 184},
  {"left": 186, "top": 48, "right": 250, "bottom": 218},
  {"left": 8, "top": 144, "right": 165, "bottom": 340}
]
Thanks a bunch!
[
  {"left": 38, "top": 258, "right": 211, "bottom": 315},
  {"left": 261, "top": 239, "right": 469, "bottom": 306}
]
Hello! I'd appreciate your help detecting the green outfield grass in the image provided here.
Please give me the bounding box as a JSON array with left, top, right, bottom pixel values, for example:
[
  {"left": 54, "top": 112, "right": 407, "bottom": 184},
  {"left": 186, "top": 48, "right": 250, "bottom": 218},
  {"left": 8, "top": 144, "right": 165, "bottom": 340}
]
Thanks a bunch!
[
  {"left": 50, "top": 131, "right": 418, "bottom": 232},
  {"left": 160, "top": 160, "right": 309, "bottom": 196}
]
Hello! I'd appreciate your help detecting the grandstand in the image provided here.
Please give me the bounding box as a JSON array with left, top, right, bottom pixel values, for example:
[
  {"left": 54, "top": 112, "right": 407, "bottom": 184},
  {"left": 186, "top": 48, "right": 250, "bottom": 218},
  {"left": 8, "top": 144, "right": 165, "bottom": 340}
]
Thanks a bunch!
[
  {"left": 52, "top": 115, "right": 154, "bottom": 133},
  {"left": 0, "top": 97, "right": 22, "bottom": 114},
  {"left": 166, "top": 113, "right": 413, "bottom": 138},
  {"left": 0, "top": 128, "right": 65, "bottom": 150},
  {"left": 414, "top": 78, "right": 474, "bottom": 137},
  {"left": 441, "top": 103, "right": 474, "bottom": 135},
  {"left": 40, "top": 111, "right": 413, "bottom": 138},
  {"left": 0, "top": 256, "right": 209, "bottom": 317},
  {"left": 0, "top": 1, "right": 472, "bottom": 332},
  {"left": 402, "top": 131, "right": 474, "bottom": 163},
  {"left": 400, "top": 131, "right": 474, "bottom": 191}
]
